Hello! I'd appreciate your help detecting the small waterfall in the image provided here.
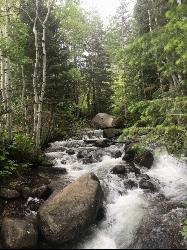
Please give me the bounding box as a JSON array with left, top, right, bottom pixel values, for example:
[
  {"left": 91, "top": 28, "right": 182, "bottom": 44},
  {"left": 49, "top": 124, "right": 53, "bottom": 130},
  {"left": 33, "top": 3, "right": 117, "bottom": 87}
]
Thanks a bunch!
[
  {"left": 80, "top": 189, "right": 148, "bottom": 249},
  {"left": 45, "top": 131, "right": 187, "bottom": 249},
  {"left": 148, "top": 152, "right": 187, "bottom": 201}
]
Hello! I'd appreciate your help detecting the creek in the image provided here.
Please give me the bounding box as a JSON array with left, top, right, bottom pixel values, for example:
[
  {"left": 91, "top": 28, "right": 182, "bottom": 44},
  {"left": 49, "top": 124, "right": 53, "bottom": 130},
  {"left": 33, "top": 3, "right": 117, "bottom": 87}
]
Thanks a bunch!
[{"left": 45, "top": 130, "right": 187, "bottom": 249}]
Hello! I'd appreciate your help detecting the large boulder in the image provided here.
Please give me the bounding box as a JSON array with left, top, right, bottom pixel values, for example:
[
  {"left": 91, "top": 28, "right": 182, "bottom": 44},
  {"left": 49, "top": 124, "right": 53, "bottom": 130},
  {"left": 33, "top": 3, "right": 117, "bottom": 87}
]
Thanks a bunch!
[
  {"left": 103, "top": 128, "right": 122, "bottom": 139},
  {"left": 38, "top": 173, "right": 103, "bottom": 245},
  {"left": 92, "top": 113, "right": 114, "bottom": 129},
  {"left": 132, "top": 207, "right": 187, "bottom": 249},
  {"left": 1, "top": 218, "right": 38, "bottom": 249},
  {"left": 48, "top": 178, "right": 71, "bottom": 193}
]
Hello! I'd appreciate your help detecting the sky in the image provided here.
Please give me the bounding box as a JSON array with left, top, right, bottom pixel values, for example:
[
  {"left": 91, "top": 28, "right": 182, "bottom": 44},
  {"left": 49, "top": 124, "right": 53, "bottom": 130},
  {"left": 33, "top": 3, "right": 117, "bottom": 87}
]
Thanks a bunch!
[{"left": 81, "top": 0, "right": 136, "bottom": 22}]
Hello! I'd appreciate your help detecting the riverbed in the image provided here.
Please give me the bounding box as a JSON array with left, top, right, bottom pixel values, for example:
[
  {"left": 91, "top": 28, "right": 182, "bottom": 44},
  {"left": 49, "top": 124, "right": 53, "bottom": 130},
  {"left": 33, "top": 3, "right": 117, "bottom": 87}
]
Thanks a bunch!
[{"left": 45, "top": 130, "right": 187, "bottom": 249}]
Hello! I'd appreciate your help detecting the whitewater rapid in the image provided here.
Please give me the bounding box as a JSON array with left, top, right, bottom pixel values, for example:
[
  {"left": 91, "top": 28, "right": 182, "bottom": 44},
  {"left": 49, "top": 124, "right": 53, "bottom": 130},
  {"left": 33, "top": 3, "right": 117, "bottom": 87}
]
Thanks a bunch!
[{"left": 45, "top": 130, "right": 187, "bottom": 249}]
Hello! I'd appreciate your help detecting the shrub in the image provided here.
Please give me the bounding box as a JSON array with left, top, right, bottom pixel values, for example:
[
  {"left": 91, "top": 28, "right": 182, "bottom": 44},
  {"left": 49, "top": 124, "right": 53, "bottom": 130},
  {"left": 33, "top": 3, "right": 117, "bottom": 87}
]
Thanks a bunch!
[{"left": 8, "top": 133, "right": 43, "bottom": 165}]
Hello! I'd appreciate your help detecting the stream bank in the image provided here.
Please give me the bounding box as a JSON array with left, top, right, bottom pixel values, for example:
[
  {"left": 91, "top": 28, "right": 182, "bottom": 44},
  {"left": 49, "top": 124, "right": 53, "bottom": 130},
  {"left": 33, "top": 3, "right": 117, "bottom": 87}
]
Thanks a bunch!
[{"left": 0, "top": 129, "right": 187, "bottom": 249}]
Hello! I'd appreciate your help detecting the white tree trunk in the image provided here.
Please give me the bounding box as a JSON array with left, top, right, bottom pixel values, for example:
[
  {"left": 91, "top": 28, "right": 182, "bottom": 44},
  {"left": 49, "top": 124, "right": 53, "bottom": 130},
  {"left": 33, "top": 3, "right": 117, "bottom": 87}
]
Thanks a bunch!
[
  {"left": 35, "top": 0, "right": 53, "bottom": 147},
  {"left": 5, "top": 58, "right": 12, "bottom": 142},
  {"left": 0, "top": 30, "right": 7, "bottom": 113},
  {"left": 32, "top": 9, "right": 39, "bottom": 142},
  {"left": 21, "top": 65, "right": 26, "bottom": 103},
  {"left": 21, "top": 66, "right": 30, "bottom": 135},
  {"left": 171, "top": 74, "right": 179, "bottom": 87},
  {"left": 148, "top": 9, "right": 152, "bottom": 32},
  {"left": 4, "top": 0, "right": 13, "bottom": 142}
]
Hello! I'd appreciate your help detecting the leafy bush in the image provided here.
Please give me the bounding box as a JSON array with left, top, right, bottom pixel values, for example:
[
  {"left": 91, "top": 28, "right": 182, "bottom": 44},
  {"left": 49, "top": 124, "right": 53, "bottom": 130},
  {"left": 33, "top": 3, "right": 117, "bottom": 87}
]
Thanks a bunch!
[
  {"left": 118, "top": 96, "right": 187, "bottom": 157},
  {"left": 181, "top": 202, "right": 187, "bottom": 237},
  {"left": 0, "top": 133, "right": 44, "bottom": 178},
  {"left": 118, "top": 125, "right": 186, "bottom": 156},
  {"left": 8, "top": 133, "right": 43, "bottom": 165},
  {"left": 0, "top": 147, "right": 19, "bottom": 177},
  {"left": 125, "top": 97, "right": 187, "bottom": 128},
  {"left": 52, "top": 102, "right": 90, "bottom": 140}
]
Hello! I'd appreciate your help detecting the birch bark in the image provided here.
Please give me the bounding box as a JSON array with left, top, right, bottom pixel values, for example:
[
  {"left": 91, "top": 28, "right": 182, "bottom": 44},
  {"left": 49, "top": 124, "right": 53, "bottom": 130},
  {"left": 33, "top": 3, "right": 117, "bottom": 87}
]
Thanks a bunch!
[
  {"left": 34, "top": 0, "right": 53, "bottom": 147},
  {"left": 0, "top": 30, "right": 7, "bottom": 113},
  {"left": 32, "top": 6, "right": 39, "bottom": 142},
  {"left": 4, "top": 0, "right": 13, "bottom": 142}
]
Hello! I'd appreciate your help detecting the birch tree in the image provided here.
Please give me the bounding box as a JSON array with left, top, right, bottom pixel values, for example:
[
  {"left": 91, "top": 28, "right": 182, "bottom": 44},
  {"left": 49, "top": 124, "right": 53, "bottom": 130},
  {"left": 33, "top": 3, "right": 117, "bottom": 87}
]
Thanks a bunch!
[
  {"left": 32, "top": 0, "right": 54, "bottom": 147},
  {"left": 5, "top": 0, "right": 12, "bottom": 142},
  {"left": 0, "top": 0, "right": 13, "bottom": 142}
]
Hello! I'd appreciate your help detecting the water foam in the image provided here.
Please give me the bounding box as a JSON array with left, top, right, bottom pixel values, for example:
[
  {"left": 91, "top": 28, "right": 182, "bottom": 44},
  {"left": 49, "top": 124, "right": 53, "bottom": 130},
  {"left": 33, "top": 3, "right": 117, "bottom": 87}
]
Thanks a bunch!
[
  {"left": 148, "top": 153, "right": 187, "bottom": 201},
  {"left": 80, "top": 189, "right": 147, "bottom": 249},
  {"left": 47, "top": 132, "right": 187, "bottom": 249}
]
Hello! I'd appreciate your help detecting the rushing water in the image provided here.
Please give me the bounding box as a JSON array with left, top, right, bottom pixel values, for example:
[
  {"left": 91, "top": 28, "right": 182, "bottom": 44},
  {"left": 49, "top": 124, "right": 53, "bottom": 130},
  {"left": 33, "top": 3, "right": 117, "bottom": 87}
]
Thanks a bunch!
[{"left": 45, "top": 130, "right": 187, "bottom": 249}]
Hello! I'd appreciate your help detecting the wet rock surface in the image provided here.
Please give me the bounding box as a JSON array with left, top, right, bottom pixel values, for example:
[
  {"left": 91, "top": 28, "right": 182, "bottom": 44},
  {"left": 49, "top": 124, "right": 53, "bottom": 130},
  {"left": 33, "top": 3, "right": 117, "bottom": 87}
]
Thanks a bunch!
[
  {"left": 32, "top": 185, "right": 50, "bottom": 199},
  {"left": 38, "top": 173, "right": 104, "bottom": 245},
  {"left": 39, "top": 166, "right": 67, "bottom": 175},
  {"left": 103, "top": 128, "right": 122, "bottom": 139},
  {"left": 0, "top": 130, "right": 186, "bottom": 249},
  {"left": 124, "top": 179, "right": 138, "bottom": 189},
  {"left": 111, "top": 150, "right": 122, "bottom": 159},
  {"left": 92, "top": 113, "right": 115, "bottom": 129},
  {"left": 139, "top": 178, "right": 159, "bottom": 192},
  {"left": 94, "top": 139, "right": 110, "bottom": 148},
  {"left": 136, "top": 150, "right": 154, "bottom": 169},
  {"left": 48, "top": 177, "right": 71, "bottom": 193},
  {"left": 1, "top": 218, "right": 38, "bottom": 249},
  {"left": 66, "top": 149, "right": 76, "bottom": 155},
  {"left": 133, "top": 207, "right": 187, "bottom": 249},
  {"left": 22, "top": 187, "right": 32, "bottom": 199},
  {"left": 0, "top": 188, "right": 20, "bottom": 200},
  {"left": 123, "top": 148, "right": 136, "bottom": 162},
  {"left": 111, "top": 164, "right": 128, "bottom": 176}
]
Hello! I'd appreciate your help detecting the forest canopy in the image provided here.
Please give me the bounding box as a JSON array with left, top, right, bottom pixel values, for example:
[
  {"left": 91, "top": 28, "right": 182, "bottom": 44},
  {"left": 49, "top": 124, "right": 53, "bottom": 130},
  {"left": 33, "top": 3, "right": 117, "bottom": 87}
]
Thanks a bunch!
[{"left": 0, "top": 0, "right": 186, "bottom": 176}]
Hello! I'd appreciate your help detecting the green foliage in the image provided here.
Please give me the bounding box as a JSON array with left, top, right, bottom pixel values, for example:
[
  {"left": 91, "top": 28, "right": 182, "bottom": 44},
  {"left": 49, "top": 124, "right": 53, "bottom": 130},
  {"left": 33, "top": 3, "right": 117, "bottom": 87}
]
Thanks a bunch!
[
  {"left": 181, "top": 201, "right": 187, "bottom": 237},
  {"left": 118, "top": 96, "right": 187, "bottom": 156},
  {"left": 125, "top": 97, "right": 187, "bottom": 127},
  {"left": 0, "top": 146, "right": 18, "bottom": 177},
  {"left": 0, "top": 132, "right": 44, "bottom": 178},
  {"left": 8, "top": 133, "right": 43, "bottom": 165},
  {"left": 52, "top": 102, "right": 89, "bottom": 140},
  {"left": 119, "top": 125, "right": 186, "bottom": 156},
  {"left": 181, "top": 219, "right": 187, "bottom": 237}
]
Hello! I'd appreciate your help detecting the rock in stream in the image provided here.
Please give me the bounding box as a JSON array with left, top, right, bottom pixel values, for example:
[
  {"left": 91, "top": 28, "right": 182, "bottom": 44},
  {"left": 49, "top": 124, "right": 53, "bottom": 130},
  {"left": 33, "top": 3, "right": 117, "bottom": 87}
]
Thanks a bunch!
[{"left": 38, "top": 172, "right": 104, "bottom": 245}]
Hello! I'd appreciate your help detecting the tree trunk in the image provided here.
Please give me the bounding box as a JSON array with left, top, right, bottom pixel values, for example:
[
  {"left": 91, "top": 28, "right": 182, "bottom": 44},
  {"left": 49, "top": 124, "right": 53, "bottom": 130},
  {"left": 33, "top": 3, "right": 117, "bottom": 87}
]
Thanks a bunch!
[
  {"left": 35, "top": 0, "right": 53, "bottom": 147},
  {"left": 21, "top": 65, "right": 26, "bottom": 103},
  {"left": 36, "top": 24, "right": 47, "bottom": 147},
  {"left": 148, "top": 9, "right": 152, "bottom": 32},
  {"left": 4, "top": 0, "right": 13, "bottom": 143},
  {"left": 4, "top": 58, "right": 12, "bottom": 142},
  {"left": 0, "top": 31, "right": 7, "bottom": 113},
  {"left": 32, "top": 11, "right": 39, "bottom": 142},
  {"left": 171, "top": 74, "right": 179, "bottom": 88},
  {"left": 21, "top": 66, "right": 30, "bottom": 135}
]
